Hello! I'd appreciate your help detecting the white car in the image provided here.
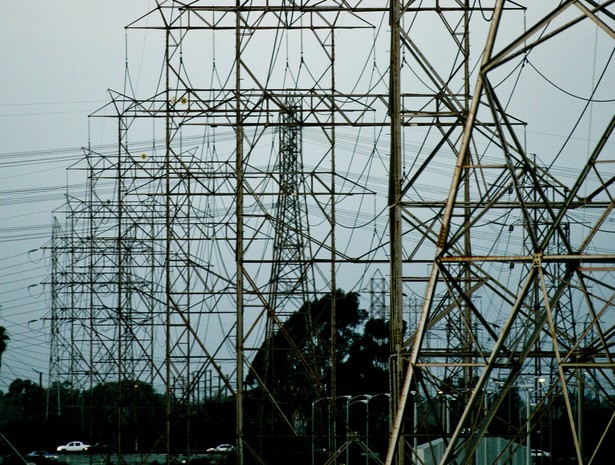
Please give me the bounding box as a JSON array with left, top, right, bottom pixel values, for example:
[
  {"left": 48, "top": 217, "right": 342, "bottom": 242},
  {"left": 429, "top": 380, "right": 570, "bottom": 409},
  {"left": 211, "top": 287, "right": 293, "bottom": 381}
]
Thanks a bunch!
[
  {"left": 207, "top": 444, "right": 235, "bottom": 453},
  {"left": 531, "top": 450, "right": 551, "bottom": 457},
  {"left": 56, "top": 441, "right": 90, "bottom": 452}
]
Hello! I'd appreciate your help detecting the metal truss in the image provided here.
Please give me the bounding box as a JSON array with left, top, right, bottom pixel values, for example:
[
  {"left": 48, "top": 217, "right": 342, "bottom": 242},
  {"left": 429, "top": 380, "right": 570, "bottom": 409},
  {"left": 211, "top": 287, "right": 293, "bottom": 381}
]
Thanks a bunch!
[
  {"left": 49, "top": 144, "right": 161, "bottom": 421},
  {"left": 388, "top": 1, "right": 615, "bottom": 465},
  {"left": 48, "top": 1, "right": 386, "bottom": 459},
  {"left": 48, "top": 1, "right": 614, "bottom": 465}
]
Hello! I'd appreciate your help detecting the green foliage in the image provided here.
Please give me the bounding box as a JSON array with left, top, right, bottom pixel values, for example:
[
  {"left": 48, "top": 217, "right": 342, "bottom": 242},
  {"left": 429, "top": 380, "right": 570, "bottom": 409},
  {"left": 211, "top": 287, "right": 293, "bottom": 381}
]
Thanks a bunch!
[
  {"left": 0, "top": 378, "right": 232, "bottom": 454},
  {"left": 0, "top": 296, "right": 612, "bottom": 464},
  {"left": 82, "top": 380, "right": 165, "bottom": 450},
  {"left": 0, "top": 379, "right": 79, "bottom": 451},
  {"left": 247, "top": 290, "right": 391, "bottom": 403},
  {"left": 0, "top": 326, "right": 9, "bottom": 371},
  {"left": 244, "top": 290, "right": 393, "bottom": 465}
]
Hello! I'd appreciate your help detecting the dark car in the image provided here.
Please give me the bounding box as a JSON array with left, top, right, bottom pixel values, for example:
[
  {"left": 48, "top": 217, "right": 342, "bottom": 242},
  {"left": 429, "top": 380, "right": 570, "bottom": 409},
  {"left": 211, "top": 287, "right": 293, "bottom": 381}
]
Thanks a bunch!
[
  {"left": 25, "top": 451, "right": 58, "bottom": 464},
  {"left": 88, "top": 443, "right": 114, "bottom": 454}
]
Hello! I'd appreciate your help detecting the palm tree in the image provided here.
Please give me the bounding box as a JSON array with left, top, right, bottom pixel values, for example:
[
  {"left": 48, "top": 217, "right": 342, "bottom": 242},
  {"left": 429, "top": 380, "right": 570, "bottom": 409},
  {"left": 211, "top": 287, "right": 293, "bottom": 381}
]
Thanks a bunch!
[{"left": 0, "top": 326, "right": 9, "bottom": 371}]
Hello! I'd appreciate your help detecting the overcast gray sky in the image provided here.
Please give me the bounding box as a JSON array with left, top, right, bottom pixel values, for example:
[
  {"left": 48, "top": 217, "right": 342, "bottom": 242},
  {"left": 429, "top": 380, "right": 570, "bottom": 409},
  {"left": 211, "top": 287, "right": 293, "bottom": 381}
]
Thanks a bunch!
[
  {"left": 0, "top": 1, "right": 152, "bottom": 390},
  {"left": 0, "top": 1, "right": 613, "bottom": 392}
]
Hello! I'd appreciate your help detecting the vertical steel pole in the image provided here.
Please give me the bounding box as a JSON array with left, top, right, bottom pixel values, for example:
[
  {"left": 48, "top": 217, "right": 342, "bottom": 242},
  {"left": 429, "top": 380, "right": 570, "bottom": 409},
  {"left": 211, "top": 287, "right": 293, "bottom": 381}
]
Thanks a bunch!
[
  {"left": 412, "top": 395, "right": 417, "bottom": 464},
  {"left": 388, "top": 1, "right": 403, "bottom": 465},
  {"left": 164, "top": 23, "right": 172, "bottom": 465},
  {"left": 526, "top": 389, "right": 531, "bottom": 465},
  {"left": 312, "top": 401, "right": 316, "bottom": 465},
  {"left": 365, "top": 400, "right": 370, "bottom": 465},
  {"left": 577, "top": 370, "right": 584, "bottom": 461},
  {"left": 385, "top": 3, "right": 506, "bottom": 465},
  {"left": 461, "top": 6, "right": 475, "bottom": 446},
  {"left": 330, "top": 29, "right": 338, "bottom": 465},
  {"left": 235, "top": 2, "right": 244, "bottom": 464},
  {"left": 117, "top": 115, "right": 124, "bottom": 456}
]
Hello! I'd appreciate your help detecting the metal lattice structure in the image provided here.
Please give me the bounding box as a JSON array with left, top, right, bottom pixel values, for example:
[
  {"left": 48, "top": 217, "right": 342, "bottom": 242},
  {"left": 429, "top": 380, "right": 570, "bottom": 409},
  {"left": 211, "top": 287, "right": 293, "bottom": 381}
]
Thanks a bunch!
[
  {"left": 369, "top": 270, "right": 388, "bottom": 320},
  {"left": 48, "top": 1, "right": 614, "bottom": 465},
  {"left": 49, "top": 145, "right": 162, "bottom": 429},
  {"left": 387, "top": 2, "right": 615, "bottom": 465}
]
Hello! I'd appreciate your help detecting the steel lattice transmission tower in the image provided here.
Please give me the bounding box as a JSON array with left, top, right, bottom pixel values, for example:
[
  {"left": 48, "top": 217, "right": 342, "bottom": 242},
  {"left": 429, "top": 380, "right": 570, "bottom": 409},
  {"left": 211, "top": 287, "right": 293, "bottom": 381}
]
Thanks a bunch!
[
  {"left": 256, "top": 98, "right": 318, "bottom": 453},
  {"left": 369, "top": 269, "right": 388, "bottom": 319},
  {"left": 47, "top": 2, "right": 614, "bottom": 465},
  {"left": 49, "top": 142, "right": 161, "bottom": 445},
  {"left": 386, "top": 2, "right": 615, "bottom": 465},
  {"left": 69, "top": 1, "right": 384, "bottom": 461},
  {"left": 269, "top": 98, "right": 314, "bottom": 311}
]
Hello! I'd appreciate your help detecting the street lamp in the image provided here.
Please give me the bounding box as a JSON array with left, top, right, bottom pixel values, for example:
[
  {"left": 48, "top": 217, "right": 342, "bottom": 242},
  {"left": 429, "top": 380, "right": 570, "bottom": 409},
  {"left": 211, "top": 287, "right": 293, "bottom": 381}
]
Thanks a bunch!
[
  {"left": 345, "top": 394, "right": 391, "bottom": 465},
  {"left": 518, "top": 379, "right": 549, "bottom": 465},
  {"left": 351, "top": 396, "right": 371, "bottom": 465},
  {"left": 410, "top": 391, "right": 418, "bottom": 464},
  {"left": 344, "top": 396, "right": 369, "bottom": 465},
  {"left": 336, "top": 395, "right": 351, "bottom": 465},
  {"left": 363, "top": 393, "right": 389, "bottom": 465},
  {"left": 516, "top": 386, "right": 532, "bottom": 465},
  {"left": 312, "top": 397, "right": 330, "bottom": 465},
  {"left": 313, "top": 395, "right": 356, "bottom": 465},
  {"left": 436, "top": 390, "right": 455, "bottom": 435},
  {"left": 411, "top": 391, "right": 440, "bottom": 464}
]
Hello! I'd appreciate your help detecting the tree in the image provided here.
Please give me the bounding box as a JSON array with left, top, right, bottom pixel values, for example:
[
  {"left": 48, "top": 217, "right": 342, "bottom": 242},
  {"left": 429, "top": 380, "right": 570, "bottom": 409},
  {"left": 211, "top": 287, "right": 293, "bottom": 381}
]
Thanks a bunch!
[
  {"left": 83, "top": 379, "right": 165, "bottom": 451},
  {"left": 247, "top": 291, "right": 379, "bottom": 406},
  {"left": 0, "top": 326, "right": 9, "bottom": 372},
  {"left": 245, "top": 290, "right": 394, "bottom": 465}
]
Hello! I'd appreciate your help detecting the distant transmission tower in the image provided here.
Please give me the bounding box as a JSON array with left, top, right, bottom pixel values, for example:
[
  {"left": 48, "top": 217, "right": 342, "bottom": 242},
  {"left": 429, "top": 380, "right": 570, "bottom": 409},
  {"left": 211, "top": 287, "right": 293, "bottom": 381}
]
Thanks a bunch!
[
  {"left": 369, "top": 269, "right": 387, "bottom": 319},
  {"left": 268, "top": 97, "right": 314, "bottom": 317},
  {"left": 253, "top": 96, "right": 318, "bottom": 457},
  {"left": 49, "top": 142, "right": 161, "bottom": 447}
]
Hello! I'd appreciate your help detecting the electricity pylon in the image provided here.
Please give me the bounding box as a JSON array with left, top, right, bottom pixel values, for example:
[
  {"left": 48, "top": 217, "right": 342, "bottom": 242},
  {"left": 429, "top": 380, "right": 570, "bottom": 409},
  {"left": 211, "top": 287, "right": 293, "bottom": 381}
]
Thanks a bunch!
[
  {"left": 387, "top": 2, "right": 615, "bottom": 465},
  {"left": 49, "top": 2, "right": 615, "bottom": 465}
]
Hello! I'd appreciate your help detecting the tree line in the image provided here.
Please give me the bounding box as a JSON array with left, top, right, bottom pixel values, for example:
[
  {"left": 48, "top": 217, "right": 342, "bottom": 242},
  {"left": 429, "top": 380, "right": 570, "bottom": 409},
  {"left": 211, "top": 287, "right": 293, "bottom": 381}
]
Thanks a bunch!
[
  {"left": 0, "top": 291, "right": 391, "bottom": 463},
  {"left": 0, "top": 294, "right": 613, "bottom": 464}
]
